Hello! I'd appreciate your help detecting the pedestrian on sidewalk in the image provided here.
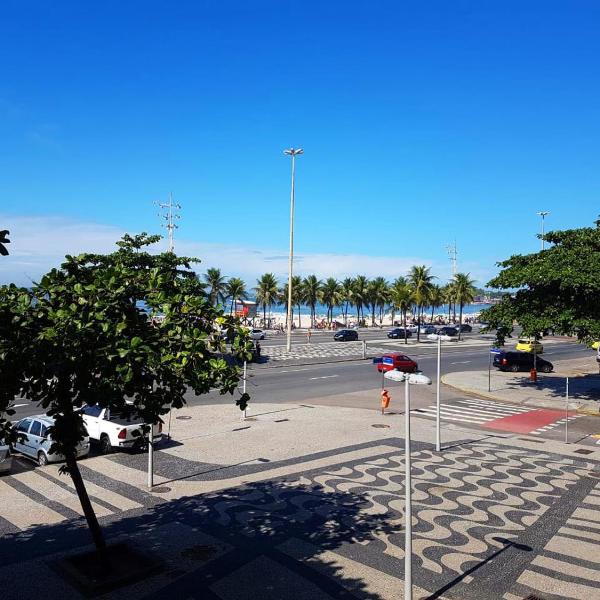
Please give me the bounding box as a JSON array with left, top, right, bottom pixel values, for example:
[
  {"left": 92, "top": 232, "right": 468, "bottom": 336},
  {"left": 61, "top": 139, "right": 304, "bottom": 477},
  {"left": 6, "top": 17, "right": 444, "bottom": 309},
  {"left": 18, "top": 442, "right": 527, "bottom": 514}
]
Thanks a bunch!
[{"left": 307, "top": 329, "right": 312, "bottom": 343}]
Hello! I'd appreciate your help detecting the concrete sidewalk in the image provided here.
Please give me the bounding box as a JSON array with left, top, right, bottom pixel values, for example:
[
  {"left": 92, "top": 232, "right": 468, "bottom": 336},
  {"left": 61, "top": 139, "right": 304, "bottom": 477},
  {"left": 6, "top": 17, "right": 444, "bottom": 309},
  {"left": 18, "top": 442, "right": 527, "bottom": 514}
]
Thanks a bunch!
[
  {"left": 443, "top": 356, "right": 600, "bottom": 413},
  {"left": 1, "top": 401, "right": 600, "bottom": 600}
]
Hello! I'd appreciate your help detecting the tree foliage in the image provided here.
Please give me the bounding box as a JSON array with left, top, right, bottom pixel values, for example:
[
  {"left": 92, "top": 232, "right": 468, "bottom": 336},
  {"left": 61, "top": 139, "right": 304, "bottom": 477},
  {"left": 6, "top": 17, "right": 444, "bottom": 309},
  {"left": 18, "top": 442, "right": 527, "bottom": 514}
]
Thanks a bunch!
[
  {"left": 0, "top": 233, "right": 251, "bottom": 550},
  {"left": 481, "top": 219, "right": 600, "bottom": 345}
]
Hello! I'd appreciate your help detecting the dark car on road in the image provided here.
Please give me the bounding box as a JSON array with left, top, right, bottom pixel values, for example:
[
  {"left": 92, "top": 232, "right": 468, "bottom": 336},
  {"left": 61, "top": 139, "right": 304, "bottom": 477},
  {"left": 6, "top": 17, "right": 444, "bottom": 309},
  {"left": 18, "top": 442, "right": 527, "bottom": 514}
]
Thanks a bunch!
[
  {"left": 376, "top": 353, "right": 418, "bottom": 373},
  {"left": 455, "top": 324, "right": 472, "bottom": 333},
  {"left": 493, "top": 351, "right": 553, "bottom": 373},
  {"left": 334, "top": 329, "right": 358, "bottom": 341},
  {"left": 436, "top": 326, "right": 458, "bottom": 336},
  {"left": 387, "top": 328, "right": 412, "bottom": 339}
]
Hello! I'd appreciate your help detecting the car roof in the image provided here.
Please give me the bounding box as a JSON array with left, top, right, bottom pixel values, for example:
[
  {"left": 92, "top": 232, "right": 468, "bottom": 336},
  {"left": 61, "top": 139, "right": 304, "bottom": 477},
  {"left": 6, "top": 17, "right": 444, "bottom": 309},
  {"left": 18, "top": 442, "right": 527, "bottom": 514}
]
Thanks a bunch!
[
  {"left": 384, "top": 352, "right": 411, "bottom": 359},
  {"left": 21, "top": 414, "right": 53, "bottom": 424}
]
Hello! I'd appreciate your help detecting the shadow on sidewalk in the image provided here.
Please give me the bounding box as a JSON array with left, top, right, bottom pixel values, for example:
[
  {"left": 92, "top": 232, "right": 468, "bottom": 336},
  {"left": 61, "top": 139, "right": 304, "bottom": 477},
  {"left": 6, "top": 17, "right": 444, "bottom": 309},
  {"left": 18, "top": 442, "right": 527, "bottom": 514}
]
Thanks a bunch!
[
  {"left": 1, "top": 478, "right": 402, "bottom": 599},
  {"left": 512, "top": 372, "right": 600, "bottom": 403}
]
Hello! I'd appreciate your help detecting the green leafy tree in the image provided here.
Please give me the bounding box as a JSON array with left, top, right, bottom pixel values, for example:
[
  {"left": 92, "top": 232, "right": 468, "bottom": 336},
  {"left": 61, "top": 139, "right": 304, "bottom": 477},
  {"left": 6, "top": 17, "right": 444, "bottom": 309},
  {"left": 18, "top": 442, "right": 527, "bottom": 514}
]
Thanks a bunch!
[
  {"left": 408, "top": 265, "right": 434, "bottom": 342},
  {"left": 226, "top": 277, "right": 248, "bottom": 315},
  {"left": 203, "top": 267, "right": 228, "bottom": 306},
  {"left": 339, "top": 277, "right": 354, "bottom": 325},
  {"left": 302, "top": 275, "right": 322, "bottom": 327},
  {"left": 389, "top": 277, "right": 412, "bottom": 344},
  {"left": 0, "top": 234, "right": 250, "bottom": 554},
  {"left": 482, "top": 219, "right": 600, "bottom": 346},
  {"left": 254, "top": 273, "right": 279, "bottom": 326},
  {"left": 452, "top": 273, "right": 477, "bottom": 340},
  {"left": 320, "top": 277, "right": 341, "bottom": 323},
  {"left": 352, "top": 275, "right": 369, "bottom": 326},
  {"left": 428, "top": 284, "right": 445, "bottom": 324}
]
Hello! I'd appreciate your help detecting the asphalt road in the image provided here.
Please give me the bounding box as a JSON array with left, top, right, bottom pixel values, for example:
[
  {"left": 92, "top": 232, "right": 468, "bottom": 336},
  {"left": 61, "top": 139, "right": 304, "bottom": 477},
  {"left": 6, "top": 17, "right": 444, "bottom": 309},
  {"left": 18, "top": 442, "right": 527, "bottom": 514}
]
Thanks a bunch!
[{"left": 10, "top": 340, "right": 598, "bottom": 446}]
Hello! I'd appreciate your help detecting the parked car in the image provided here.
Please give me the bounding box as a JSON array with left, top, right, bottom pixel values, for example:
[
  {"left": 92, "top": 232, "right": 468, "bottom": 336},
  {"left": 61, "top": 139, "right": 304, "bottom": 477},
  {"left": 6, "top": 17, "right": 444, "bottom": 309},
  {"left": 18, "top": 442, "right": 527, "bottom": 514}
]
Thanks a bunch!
[
  {"left": 405, "top": 324, "right": 419, "bottom": 334},
  {"left": 334, "top": 329, "right": 358, "bottom": 341},
  {"left": 418, "top": 325, "right": 437, "bottom": 335},
  {"left": 455, "top": 324, "right": 472, "bottom": 333},
  {"left": 80, "top": 404, "right": 162, "bottom": 454},
  {"left": 0, "top": 442, "right": 12, "bottom": 475},
  {"left": 249, "top": 328, "right": 266, "bottom": 340},
  {"left": 387, "top": 328, "right": 412, "bottom": 339},
  {"left": 436, "top": 326, "right": 458, "bottom": 337},
  {"left": 493, "top": 351, "right": 553, "bottom": 373},
  {"left": 376, "top": 353, "right": 418, "bottom": 373},
  {"left": 515, "top": 339, "right": 544, "bottom": 354},
  {"left": 13, "top": 415, "right": 90, "bottom": 466}
]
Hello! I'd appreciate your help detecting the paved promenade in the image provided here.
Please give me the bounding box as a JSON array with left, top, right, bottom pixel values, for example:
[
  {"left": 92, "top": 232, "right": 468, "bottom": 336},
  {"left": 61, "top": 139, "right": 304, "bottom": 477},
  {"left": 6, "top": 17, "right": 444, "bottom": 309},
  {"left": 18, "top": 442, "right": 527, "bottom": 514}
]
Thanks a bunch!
[{"left": 1, "top": 402, "right": 599, "bottom": 599}]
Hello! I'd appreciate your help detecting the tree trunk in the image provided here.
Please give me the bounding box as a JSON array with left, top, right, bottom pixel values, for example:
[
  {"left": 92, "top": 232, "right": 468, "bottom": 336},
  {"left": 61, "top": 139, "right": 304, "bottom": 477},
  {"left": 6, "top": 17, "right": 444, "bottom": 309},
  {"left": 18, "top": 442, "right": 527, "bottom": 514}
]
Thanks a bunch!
[
  {"left": 263, "top": 304, "right": 266, "bottom": 326},
  {"left": 230, "top": 298, "right": 234, "bottom": 316},
  {"left": 458, "top": 303, "right": 464, "bottom": 341},
  {"left": 453, "top": 302, "right": 456, "bottom": 323},
  {"left": 431, "top": 305, "right": 435, "bottom": 324},
  {"left": 65, "top": 452, "right": 107, "bottom": 555},
  {"left": 417, "top": 305, "right": 421, "bottom": 342},
  {"left": 403, "top": 309, "right": 408, "bottom": 344},
  {"left": 447, "top": 302, "right": 451, "bottom": 323}
]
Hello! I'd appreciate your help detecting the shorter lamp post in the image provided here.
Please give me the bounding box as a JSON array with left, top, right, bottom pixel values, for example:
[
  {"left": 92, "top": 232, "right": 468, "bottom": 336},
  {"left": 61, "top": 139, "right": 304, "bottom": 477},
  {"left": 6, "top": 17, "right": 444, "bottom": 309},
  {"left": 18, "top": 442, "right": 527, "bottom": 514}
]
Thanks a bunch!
[{"left": 384, "top": 369, "right": 432, "bottom": 600}]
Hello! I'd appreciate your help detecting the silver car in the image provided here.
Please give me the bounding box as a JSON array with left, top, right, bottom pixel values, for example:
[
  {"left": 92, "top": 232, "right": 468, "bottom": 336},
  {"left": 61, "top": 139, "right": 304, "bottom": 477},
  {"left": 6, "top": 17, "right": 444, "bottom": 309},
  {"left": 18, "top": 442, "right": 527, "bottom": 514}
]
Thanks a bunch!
[
  {"left": 13, "top": 415, "right": 90, "bottom": 466},
  {"left": 0, "top": 443, "right": 12, "bottom": 475}
]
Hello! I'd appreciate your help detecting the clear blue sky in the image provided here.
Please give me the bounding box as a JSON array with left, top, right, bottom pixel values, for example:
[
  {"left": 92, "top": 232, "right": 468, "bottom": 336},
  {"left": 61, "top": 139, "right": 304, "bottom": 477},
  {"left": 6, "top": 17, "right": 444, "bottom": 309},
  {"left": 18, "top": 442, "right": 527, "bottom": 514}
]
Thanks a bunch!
[{"left": 1, "top": 1, "right": 599, "bottom": 286}]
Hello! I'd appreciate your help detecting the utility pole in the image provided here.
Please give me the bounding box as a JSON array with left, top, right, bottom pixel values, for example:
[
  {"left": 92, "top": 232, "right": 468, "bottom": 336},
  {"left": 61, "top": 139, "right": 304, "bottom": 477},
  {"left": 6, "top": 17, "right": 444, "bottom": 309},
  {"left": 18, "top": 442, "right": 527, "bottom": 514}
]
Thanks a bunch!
[
  {"left": 537, "top": 211, "right": 549, "bottom": 250},
  {"left": 156, "top": 193, "right": 181, "bottom": 252},
  {"left": 283, "top": 148, "right": 303, "bottom": 353},
  {"left": 446, "top": 242, "right": 458, "bottom": 278}
]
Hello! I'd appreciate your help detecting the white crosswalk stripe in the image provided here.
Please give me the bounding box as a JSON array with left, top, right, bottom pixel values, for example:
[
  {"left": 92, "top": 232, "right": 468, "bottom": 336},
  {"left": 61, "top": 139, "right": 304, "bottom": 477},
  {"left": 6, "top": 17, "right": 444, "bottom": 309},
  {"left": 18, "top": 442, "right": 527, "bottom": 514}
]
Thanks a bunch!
[{"left": 412, "top": 398, "right": 529, "bottom": 426}]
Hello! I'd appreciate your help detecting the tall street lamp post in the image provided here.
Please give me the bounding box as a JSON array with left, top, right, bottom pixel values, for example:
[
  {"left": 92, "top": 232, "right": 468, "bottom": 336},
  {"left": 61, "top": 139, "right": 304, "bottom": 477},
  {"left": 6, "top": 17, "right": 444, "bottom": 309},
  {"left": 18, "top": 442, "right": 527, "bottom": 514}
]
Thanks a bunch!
[
  {"left": 284, "top": 148, "right": 303, "bottom": 352},
  {"left": 537, "top": 211, "right": 549, "bottom": 250},
  {"left": 384, "top": 369, "right": 432, "bottom": 599}
]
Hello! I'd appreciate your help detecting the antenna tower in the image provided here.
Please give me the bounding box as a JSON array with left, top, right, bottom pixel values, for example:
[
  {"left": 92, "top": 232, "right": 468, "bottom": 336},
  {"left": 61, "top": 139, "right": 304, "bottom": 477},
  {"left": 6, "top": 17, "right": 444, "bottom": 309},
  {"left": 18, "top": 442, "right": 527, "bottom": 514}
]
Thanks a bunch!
[
  {"left": 155, "top": 192, "right": 181, "bottom": 252},
  {"left": 446, "top": 241, "right": 458, "bottom": 278}
]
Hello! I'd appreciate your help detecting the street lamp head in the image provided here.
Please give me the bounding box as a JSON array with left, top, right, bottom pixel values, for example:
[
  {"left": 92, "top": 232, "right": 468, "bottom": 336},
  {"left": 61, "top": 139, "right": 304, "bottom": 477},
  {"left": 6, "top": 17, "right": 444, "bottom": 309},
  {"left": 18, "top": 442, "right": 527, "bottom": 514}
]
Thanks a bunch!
[
  {"left": 284, "top": 148, "right": 304, "bottom": 156},
  {"left": 537, "top": 211, "right": 550, "bottom": 217}
]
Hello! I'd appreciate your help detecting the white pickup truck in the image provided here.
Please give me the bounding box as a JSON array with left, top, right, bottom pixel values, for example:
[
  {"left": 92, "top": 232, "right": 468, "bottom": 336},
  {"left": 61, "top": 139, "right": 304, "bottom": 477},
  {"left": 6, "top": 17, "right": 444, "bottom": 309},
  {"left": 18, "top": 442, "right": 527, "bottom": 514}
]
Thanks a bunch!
[{"left": 80, "top": 404, "right": 162, "bottom": 454}]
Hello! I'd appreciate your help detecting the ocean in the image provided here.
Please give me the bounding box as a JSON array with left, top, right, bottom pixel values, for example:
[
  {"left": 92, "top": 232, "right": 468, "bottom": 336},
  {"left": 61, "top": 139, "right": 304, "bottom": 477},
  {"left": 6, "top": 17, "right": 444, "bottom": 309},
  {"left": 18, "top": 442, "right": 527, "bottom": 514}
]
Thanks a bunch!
[{"left": 264, "top": 303, "right": 492, "bottom": 317}]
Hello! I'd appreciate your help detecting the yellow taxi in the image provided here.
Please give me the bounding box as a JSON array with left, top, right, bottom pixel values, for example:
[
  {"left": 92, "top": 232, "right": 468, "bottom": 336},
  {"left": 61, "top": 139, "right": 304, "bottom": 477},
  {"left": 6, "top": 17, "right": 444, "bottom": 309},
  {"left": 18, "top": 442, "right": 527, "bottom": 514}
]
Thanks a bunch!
[
  {"left": 591, "top": 341, "right": 599, "bottom": 350},
  {"left": 515, "top": 339, "right": 544, "bottom": 354}
]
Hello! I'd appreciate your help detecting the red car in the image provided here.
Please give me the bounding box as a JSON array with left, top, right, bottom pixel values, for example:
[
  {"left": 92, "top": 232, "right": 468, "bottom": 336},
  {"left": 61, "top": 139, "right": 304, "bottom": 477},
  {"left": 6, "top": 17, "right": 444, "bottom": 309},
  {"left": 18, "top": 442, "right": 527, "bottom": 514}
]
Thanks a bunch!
[{"left": 376, "top": 352, "right": 418, "bottom": 373}]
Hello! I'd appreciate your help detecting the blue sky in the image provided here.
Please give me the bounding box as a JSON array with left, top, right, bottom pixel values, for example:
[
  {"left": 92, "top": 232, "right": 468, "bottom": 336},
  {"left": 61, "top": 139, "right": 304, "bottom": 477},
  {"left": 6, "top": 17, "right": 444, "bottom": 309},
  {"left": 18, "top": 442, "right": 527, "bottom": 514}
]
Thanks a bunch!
[{"left": 1, "top": 1, "right": 599, "bottom": 286}]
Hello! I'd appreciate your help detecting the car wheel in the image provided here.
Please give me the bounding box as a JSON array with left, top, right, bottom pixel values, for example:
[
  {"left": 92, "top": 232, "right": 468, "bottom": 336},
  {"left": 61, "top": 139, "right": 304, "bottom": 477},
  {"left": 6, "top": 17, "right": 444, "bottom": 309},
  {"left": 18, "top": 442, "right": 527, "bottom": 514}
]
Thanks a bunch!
[
  {"left": 37, "top": 451, "right": 48, "bottom": 467},
  {"left": 510, "top": 364, "right": 520, "bottom": 373},
  {"left": 541, "top": 364, "right": 552, "bottom": 373},
  {"left": 100, "top": 434, "right": 113, "bottom": 455}
]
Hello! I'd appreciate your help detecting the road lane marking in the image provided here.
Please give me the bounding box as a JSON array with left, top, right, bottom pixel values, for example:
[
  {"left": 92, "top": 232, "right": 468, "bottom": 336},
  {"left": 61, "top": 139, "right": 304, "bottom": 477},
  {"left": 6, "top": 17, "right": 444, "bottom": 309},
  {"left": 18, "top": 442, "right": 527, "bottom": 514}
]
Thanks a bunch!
[
  {"left": 309, "top": 375, "right": 339, "bottom": 380},
  {"left": 450, "top": 360, "right": 471, "bottom": 365}
]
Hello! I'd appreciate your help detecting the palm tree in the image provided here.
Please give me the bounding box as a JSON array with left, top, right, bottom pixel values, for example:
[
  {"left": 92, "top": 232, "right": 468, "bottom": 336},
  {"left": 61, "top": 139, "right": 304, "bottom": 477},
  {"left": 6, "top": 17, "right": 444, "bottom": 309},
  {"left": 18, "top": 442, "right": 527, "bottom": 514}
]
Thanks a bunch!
[
  {"left": 428, "top": 284, "right": 445, "bottom": 325},
  {"left": 320, "top": 277, "right": 341, "bottom": 323},
  {"left": 204, "top": 268, "right": 228, "bottom": 306},
  {"left": 453, "top": 273, "right": 477, "bottom": 340},
  {"left": 302, "top": 275, "right": 322, "bottom": 327},
  {"left": 255, "top": 273, "right": 279, "bottom": 327},
  {"left": 226, "top": 277, "right": 248, "bottom": 315},
  {"left": 389, "top": 277, "right": 412, "bottom": 344},
  {"left": 352, "top": 275, "right": 369, "bottom": 326},
  {"left": 408, "top": 265, "right": 434, "bottom": 342},
  {"left": 367, "top": 277, "right": 388, "bottom": 326},
  {"left": 339, "top": 277, "right": 354, "bottom": 325},
  {"left": 280, "top": 275, "right": 304, "bottom": 327},
  {"left": 443, "top": 283, "right": 455, "bottom": 323}
]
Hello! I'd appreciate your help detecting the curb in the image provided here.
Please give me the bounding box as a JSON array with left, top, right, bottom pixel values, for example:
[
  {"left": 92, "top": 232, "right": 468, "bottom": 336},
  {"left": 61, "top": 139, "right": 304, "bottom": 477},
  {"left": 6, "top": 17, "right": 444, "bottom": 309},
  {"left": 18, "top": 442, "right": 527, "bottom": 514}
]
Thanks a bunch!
[{"left": 441, "top": 374, "right": 600, "bottom": 416}]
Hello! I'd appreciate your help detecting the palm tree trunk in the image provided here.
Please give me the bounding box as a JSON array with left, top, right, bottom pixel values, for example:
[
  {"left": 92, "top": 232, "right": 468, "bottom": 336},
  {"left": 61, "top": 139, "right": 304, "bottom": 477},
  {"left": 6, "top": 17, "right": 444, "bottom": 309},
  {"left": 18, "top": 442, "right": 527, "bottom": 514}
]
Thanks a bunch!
[
  {"left": 417, "top": 305, "right": 421, "bottom": 342},
  {"left": 458, "top": 303, "right": 464, "bottom": 341},
  {"left": 447, "top": 302, "right": 451, "bottom": 323},
  {"left": 230, "top": 298, "right": 235, "bottom": 316},
  {"left": 403, "top": 309, "right": 408, "bottom": 344},
  {"left": 431, "top": 305, "right": 435, "bottom": 324},
  {"left": 453, "top": 302, "right": 456, "bottom": 323}
]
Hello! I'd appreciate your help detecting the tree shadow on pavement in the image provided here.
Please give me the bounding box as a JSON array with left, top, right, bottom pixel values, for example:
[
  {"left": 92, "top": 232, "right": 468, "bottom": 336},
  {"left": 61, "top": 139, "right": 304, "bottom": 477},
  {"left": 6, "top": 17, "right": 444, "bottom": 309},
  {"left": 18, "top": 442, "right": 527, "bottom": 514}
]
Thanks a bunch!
[
  {"left": 0, "top": 478, "right": 402, "bottom": 599},
  {"left": 512, "top": 372, "right": 600, "bottom": 403}
]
